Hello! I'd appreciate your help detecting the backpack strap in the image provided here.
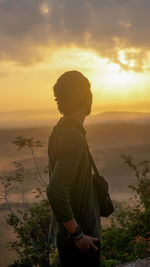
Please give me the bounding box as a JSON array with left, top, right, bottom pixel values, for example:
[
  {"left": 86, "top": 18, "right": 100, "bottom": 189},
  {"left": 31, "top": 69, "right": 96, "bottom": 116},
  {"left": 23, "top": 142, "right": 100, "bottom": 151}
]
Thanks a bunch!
[{"left": 83, "top": 136, "right": 100, "bottom": 178}]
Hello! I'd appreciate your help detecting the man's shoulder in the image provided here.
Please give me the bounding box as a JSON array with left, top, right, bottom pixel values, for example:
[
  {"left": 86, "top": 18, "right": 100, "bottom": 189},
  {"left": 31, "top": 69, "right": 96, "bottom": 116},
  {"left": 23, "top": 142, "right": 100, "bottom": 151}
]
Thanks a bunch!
[
  {"left": 51, "top": 124, "right": 86, "bottom": 157},
  {"left": 59, "top": 125, "right": 85, "bottom": 146},
  {"left": 51, "top": 121, "right": 84, "bottom": 139}
]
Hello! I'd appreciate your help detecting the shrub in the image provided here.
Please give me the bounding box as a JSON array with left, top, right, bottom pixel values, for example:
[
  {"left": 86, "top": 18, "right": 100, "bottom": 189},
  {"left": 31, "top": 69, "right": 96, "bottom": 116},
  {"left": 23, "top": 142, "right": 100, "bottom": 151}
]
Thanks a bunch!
[{"left": 101, "top": 155, "right": 150, "bottom": 265}]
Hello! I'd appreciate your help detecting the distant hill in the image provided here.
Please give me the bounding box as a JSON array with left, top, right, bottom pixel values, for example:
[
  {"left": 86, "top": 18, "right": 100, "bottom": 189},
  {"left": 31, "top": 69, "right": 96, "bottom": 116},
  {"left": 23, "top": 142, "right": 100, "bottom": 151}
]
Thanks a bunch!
[
  {"left": 1, "top": 122, "right": 150, "bottom": 152},
  {"left": 0, "top": 109, "right": 59, "bottom": 129},
  {"left": 1, "top": 123, "right": 150, "bottom": 192},
  {"left": 1, "top": 110, "right": 150, "bottom": 128},
  {"left": 85, "top": 123, "right": 150, "bottom": 148},
  {"left": 86, "top": 111, "right": 150, "bottom": 125}
]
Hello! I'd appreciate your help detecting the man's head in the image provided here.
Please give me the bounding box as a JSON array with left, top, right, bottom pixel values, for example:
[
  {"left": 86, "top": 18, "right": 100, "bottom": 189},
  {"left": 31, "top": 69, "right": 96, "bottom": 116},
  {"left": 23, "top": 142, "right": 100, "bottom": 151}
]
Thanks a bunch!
[{"left": 53, "top": 70, "right": 92, "bottom": 116}]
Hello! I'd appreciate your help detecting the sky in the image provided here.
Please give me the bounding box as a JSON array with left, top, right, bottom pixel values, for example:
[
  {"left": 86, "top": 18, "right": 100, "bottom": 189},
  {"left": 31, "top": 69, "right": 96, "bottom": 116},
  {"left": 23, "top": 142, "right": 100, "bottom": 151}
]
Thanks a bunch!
[{"left": 1, "top": 0, "right": 150, "bottom": 116}]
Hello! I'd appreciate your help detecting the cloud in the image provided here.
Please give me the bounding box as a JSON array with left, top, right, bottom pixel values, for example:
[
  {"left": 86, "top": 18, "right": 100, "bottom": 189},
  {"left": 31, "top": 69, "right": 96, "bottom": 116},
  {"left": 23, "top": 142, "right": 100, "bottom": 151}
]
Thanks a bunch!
[
  {"left": 0, "top": 0, "right": 150, "bottom": 71},
  {"left": 0, "top": 71, "right": 8, "bottom": 79}
]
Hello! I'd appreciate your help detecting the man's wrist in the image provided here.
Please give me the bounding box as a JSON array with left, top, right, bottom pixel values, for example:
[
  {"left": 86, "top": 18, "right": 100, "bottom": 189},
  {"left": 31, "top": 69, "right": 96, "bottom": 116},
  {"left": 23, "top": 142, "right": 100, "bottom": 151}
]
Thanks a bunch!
[
  {"left": 73, "top": 232, "right": 84, "bottom": 241},
  {"left": 67, "top": 225, "right": 83, "bottom": 240}
]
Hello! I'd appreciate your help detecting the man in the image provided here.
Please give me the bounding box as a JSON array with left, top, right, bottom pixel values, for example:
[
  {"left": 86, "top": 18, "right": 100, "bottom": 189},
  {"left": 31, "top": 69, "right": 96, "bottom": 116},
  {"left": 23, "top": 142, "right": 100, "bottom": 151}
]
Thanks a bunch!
[{"left": 47, "top": 70, "right": 101, "bottom": 267}]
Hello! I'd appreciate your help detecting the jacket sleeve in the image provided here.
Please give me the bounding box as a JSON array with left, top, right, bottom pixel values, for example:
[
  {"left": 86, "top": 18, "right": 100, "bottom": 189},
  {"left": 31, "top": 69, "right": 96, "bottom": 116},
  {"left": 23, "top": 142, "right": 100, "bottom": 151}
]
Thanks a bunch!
[{"left": 46, "top": 132, "right": 85, "bottom": 223}]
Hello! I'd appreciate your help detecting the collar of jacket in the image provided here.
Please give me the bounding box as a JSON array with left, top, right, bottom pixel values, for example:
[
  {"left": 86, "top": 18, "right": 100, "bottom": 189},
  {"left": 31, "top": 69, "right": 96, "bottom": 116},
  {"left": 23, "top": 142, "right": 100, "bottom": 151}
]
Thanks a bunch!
[{"left": 56, "top": 116, "right": 87, "bottom": 136}]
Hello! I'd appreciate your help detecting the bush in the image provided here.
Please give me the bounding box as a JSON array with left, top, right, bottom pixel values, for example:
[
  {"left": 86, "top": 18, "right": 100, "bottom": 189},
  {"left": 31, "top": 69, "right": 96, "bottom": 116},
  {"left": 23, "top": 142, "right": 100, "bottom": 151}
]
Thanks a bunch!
[
  {"left": 101, "top": 155, "right": 150, "bottom": 265},
  {"left": 7, "top": 200, "right": 56, "bottom": 267}
]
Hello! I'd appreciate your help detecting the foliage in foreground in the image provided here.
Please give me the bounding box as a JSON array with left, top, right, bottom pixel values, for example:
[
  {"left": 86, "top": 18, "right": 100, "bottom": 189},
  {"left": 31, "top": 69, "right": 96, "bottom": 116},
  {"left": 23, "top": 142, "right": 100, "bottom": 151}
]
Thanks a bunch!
[
  {"left": 6, "top": 200, "right": 56, "bottom": 267},
  {"left": 0, "top": 136, "right": 56, "bottom": 266},
  {"left": 101, "top": 155, "right": 150, "bottom": 266},
  {"left": 1, "top": 136, "right": 150, "bottom": 266}
]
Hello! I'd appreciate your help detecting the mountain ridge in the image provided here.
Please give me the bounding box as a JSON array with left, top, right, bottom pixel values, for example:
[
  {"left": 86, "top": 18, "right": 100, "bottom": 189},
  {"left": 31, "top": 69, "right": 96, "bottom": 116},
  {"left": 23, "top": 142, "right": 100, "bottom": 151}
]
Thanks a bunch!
[{"left": 1, "top": 110, "right": 150, "bottom": 129}]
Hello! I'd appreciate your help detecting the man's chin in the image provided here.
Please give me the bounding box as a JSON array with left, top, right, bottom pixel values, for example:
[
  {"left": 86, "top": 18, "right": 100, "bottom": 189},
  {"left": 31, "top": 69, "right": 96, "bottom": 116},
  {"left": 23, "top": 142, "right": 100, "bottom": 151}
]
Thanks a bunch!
[{"left": 85, "top": 107, "right": 92, "bottom": 116}]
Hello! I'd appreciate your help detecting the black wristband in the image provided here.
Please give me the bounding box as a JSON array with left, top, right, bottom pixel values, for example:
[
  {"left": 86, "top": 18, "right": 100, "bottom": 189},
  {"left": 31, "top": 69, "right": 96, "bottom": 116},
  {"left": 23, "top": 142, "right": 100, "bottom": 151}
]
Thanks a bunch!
[{"left": 67, "top": 225, "right": 83, "bottom": 240}]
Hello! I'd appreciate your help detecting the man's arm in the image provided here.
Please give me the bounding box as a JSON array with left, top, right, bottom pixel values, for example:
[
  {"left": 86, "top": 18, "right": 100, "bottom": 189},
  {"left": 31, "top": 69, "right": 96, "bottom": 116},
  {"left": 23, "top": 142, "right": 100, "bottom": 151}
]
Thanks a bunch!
[
  {"left": 62, "top": 218, "right": 78, "bottom": 234},
  {"left": 47, "top": 133, "right": 84, "bottom": 222},
  {"left": 47, "top": 132, "right": 99, "bottom": 252}
]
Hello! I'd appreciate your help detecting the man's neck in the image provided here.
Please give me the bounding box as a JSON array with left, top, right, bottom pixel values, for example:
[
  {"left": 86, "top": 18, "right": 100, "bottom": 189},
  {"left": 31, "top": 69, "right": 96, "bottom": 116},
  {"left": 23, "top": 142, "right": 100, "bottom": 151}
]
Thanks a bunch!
[{"left": 63, "top": 114, "right": 86, "bottom": 126}]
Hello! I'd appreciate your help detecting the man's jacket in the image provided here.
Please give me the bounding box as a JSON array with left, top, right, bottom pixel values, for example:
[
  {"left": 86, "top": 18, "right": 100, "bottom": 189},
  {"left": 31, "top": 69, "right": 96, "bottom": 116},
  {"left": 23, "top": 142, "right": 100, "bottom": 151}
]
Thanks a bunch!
[{"left": 47, "top": 116, "right": 101, "bottom": 247}]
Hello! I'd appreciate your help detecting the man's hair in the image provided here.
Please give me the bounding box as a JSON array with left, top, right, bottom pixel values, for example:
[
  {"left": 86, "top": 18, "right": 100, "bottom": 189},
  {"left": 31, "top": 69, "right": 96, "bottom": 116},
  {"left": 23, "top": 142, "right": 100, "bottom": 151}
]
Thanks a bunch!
[{"left": 53, "top": 70, "right": 92, "bottom": 115}]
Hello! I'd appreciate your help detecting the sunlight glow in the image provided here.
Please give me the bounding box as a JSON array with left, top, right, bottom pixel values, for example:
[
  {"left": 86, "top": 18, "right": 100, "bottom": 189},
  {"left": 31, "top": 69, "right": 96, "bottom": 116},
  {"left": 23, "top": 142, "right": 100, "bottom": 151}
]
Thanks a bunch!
[
  {"left": 40, "top": 47, "right": 145, "bottom": 97},
  {"left": 0, "top": 47, "right": 148, "bottom": 112},
  {"left": 76, "top": 49, "right": 141, "bottom": 94},
  {"left": 118, "top": 50, "right": 128, "bottom": 65},
  {"left": 40, "top": 1, "right": 50, "bottom": 15},
  {"left": 119, "top": 22, "right": 132, "bottom": 28}
]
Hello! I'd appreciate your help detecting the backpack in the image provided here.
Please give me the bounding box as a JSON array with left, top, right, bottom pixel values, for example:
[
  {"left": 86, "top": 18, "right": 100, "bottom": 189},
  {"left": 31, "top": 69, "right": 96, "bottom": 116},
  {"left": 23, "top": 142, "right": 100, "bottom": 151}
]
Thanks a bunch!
[{"left": 84, "top": 137, "right": 114, "bottom": 217}]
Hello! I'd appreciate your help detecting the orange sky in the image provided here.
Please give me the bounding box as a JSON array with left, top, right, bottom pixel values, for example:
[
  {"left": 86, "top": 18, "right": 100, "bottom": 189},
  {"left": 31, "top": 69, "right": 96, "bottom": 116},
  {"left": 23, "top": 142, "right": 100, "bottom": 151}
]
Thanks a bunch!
[{"left": 1, "top": 0, "right": 150, "bottom": 115}]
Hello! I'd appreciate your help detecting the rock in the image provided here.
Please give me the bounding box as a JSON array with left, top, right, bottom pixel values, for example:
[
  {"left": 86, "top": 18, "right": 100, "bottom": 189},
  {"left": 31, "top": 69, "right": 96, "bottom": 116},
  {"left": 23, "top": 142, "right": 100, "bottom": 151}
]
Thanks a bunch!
[{"left": 116, "top": 258, "right": 150, "bottom": 267}]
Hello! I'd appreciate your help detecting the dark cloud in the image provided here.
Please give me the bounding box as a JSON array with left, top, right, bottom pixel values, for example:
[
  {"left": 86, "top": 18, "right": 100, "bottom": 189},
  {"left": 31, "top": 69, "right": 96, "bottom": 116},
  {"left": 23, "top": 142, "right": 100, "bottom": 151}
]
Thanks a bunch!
[{"left": 0, "top": 0, "right": 150, "bottom": 70}]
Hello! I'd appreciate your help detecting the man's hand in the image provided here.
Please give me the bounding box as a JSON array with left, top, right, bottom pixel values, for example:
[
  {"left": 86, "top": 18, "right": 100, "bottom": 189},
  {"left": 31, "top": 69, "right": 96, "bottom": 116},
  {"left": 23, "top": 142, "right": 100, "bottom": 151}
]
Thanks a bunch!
[
  {"left": 74, "top": 234, "right": 99, "bottom": 253},
  {"left": 62, "top": 219, "right": 99, "bottom": 253}
]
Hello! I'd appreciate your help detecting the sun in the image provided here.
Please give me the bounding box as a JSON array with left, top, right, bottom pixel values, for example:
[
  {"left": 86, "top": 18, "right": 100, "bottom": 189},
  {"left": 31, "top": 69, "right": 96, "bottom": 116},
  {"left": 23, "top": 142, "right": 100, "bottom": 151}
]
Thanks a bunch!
[
  {"left": 88, "top": 64, "right": 136, "bottom": 95},
  {"left": 81, "top": 50, "right": 142, "bottom": 95},
  {"left": 104, "top": 67, "right": 134, "bottom": 92}
]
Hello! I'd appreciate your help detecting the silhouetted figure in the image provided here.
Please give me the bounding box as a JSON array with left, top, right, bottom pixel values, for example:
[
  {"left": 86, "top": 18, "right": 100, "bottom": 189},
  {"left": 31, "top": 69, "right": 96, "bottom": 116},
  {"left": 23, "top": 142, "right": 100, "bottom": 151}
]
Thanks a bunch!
[{"left": 47, "top": 71, "right": 101, "bottom": 267}]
